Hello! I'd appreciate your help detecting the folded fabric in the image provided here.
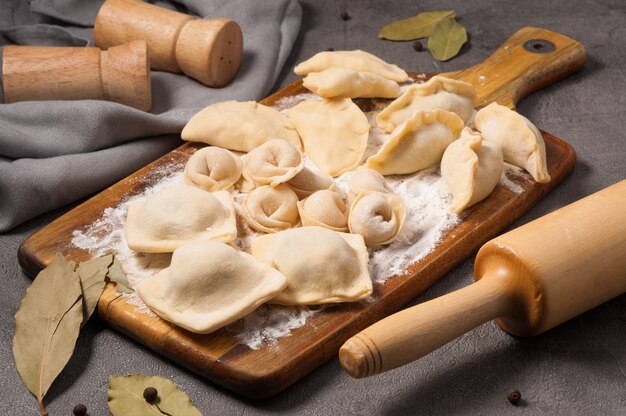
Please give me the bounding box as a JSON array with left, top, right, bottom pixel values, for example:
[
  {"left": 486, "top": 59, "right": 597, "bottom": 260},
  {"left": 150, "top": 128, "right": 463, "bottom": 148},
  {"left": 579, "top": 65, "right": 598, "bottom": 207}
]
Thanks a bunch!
[{"left": 0, "top": 0, "right": 302, "bottom": 232}]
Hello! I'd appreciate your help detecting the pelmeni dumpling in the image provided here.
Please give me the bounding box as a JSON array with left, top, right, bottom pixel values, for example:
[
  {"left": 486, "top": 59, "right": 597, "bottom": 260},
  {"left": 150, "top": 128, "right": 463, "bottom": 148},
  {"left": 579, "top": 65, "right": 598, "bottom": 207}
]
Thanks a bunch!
[
  {"left": 181, "top": 100, "right": 302, "bottom": 152},
  {"left": 376, "top": 75, "right": 477, "bottom": 133},
  {"left": 348, "top": 191, "right": 406, "bottom": 246},
  {"left": 288, "top": 98, "right": 370, "bottom": 177},
  {"left": 136, "top": 240, "right": 287, "bottom": 334},
  {"left": 473, "top": 102, "right": 550, "bottom": 183},
  {"left": 303, "top": 68, "right": 401, "bottom": 99},
  {"left": 251, "top": 226, "right": 372, "bottom": 305},
  {"left": 297, "top": 190, "right": 349, "bottom": 232},
  {"left": 242, "top": 139, "right": 304, "bottom": 187},
  {"left": 366, "top": 109, "right": 464, "bottom": 175},
  {"left": 441, "top": 128, "right": 504, "bottom": 213},
  {"left": 286, "top": 165, "right": 334, "bottom": 199},
  {"left": 125, "top": 185, "right": 237, "bottom": 253},
  {"left": 242, "top": 184, "right": 300, "bottom": 233},
  {"left": 347, "top": 166, "right": 393, "bottom": 201},
  {"left": 294, "top": 50, "right": 408, "bottom": 82},
  {"left": 183, "top": 146, "right": 242, "bottom": 192}
]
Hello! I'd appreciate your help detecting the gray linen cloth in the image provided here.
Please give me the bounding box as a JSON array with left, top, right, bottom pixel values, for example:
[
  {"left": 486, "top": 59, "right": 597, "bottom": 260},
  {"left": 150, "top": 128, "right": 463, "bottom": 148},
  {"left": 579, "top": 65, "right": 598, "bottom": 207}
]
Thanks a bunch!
[{"left": 0, "top": 0, "right": 302, "bottom": 232}]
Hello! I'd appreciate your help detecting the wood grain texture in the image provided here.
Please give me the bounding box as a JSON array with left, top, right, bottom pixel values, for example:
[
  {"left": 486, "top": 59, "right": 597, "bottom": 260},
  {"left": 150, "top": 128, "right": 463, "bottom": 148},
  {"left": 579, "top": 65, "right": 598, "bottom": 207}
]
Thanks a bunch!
[
  {"left": 2, "top": 41, "right": 151, "bottom": 111},
  {"left": 18, "top": 27, "right": 584, "bottom": 398},
  {"left": 94, "top": 0, "right": 243, "bottom": 87}
]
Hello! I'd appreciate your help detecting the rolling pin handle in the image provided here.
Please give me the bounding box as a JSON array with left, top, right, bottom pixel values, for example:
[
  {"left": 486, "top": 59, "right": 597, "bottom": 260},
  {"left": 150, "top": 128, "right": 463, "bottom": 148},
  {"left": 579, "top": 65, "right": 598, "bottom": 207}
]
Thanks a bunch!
[{"left": 339, "top": 273, "right": 515, "bottom": 378}]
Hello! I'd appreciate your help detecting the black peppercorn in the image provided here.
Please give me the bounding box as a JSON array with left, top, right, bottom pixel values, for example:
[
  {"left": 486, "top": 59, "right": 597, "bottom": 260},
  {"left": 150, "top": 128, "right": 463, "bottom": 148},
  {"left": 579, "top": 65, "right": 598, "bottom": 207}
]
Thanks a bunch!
[
  {"left": 412, "top": 41, "right": 423, "bottom": 52},
  {"left": 72, "top": 403, "right": 87, "bottom": 416},
  {"left": 340, "top": 11, "right": 351, "bottom": 21},
  {"left": 507, "top": 389, "right": 521, "bottom": 405},
  {"left": 143, "top": 386, "right": 158, "bottom": 403}
]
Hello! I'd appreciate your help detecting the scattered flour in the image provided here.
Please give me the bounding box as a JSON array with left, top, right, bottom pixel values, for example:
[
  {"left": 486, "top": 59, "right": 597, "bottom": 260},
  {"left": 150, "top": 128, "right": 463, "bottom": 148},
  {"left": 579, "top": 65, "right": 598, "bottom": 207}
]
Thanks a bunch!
[{"left": 68, "top": 94, "right": 529, "bottom": 350}]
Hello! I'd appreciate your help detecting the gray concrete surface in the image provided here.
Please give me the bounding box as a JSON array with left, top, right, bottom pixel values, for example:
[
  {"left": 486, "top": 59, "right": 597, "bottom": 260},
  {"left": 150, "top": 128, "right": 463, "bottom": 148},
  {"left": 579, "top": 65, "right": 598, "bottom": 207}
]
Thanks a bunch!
[{"left": 1, "top": 0, "right": 625, "bottom": 414}]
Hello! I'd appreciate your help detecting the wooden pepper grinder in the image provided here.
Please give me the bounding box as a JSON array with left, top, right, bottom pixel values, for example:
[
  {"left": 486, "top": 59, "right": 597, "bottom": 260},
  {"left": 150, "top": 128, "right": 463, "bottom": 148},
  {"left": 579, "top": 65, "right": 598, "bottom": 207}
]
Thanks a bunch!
[
  {"left": 94, "top": 0, "right": 243, "bottom": 87},
  {"left": 2, "top": 40, "right": 151, "bottom": 111}
]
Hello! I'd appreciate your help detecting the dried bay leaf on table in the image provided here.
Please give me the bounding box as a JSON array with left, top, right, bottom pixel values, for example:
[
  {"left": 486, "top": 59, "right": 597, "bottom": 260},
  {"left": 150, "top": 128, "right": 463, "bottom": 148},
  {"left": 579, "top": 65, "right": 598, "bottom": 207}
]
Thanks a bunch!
[
  {"left": 427, "top": 17, "right": 468, "bottom": 61},
  {"left": 108, "top": 374, "right": 202, "bottom": 416},
  {"left": 77, "top": 253, "right": 112, "bottom": 325},
  {"left": 378, "top": 11, "right": 456, "bottom": 41},
  {"left": 107, "top": 254, "right": 134, "bottom": 293},
  {"left": 13, "top": 254, "right": 84, "bottom": 414}
]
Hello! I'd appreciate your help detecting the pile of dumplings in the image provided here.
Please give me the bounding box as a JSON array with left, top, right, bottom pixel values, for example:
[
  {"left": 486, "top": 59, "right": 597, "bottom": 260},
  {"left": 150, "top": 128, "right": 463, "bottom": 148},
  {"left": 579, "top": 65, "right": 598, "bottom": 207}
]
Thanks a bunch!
[{"left": 124, "top": 50, "right": 551, "bottom": 336}]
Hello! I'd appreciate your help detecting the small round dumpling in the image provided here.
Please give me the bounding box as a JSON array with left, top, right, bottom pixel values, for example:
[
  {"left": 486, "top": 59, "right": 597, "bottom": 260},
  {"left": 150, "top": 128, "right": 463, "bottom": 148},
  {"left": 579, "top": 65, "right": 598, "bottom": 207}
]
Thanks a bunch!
[
  {"left": 286, "top": 165, "right": 334, "bottom": 199},
  {"left": 242, "top": 184, "right": 300, "bottom": 233},
  {"left": 347, "top": 166, "right": 392, "bottom": 201},
  {"left": 348, "top": 191, "right": 406, "bottom": 246},
  {"left": 297, "top": 190, "right": 349, "bottom": 232},
  {"left": 136, "top": 240, "right": 287, "bottom": 334},
  {"left": 183, "top": 146, "right": 242, "bottom": 192},
  {"left": 242, "top": 139, "right": 304, "bottom": 187}
]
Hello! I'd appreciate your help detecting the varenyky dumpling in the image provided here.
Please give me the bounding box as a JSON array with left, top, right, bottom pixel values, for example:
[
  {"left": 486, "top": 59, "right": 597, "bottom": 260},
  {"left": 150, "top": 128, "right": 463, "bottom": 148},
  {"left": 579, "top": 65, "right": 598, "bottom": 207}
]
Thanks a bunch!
[
  {"left": 251, "top": 226, "right": 372, "bottom": 305},
  {"left": 297, "top": 190, "right": 349, "bottom": 232},
  {"left": 184, "top": 146, "right": 242, "bottom": 192},
  {"left": 376, "top": 75, "right": 477, "bottom": 133},
  {"left": 347, "top": 166, "right": 392, "bottom": 201},
  {"left": 441, "top": 128, "right": 504, "bottom": 213},
  {"left": 181, "top": 100, "right": 302, "bottom": 152},
  {"left": 136, "top": 240, "right": 287, "bottom": 334},
  {"left": 286, "top": 165, "right": 334, "bottom": 199},
  {"left": 473, "top": 102, "right": 550, "bottom": 183},
  {"left": 348, "top": 191, "right": 406, "bottom": 246},
  {"left": 125, "top": 185, "right": 237, "bottom": 253},
  {"left": 366, "top": 109, "right": 464, "bottom": 175},
  {"left": 241, "top": 139, "right": 303, "bottom": 187},
  {"left": 288, "top": 98, "right": 370, "bottom": 177},
  {"left": 294, "top": 49, "right": 408, "bottom": 82},
  {"left": 242, "top": 184, "right": 300, "bottom": 233},
  {"left": 303, "top": 68, "right": 401, "bottom": 99}
]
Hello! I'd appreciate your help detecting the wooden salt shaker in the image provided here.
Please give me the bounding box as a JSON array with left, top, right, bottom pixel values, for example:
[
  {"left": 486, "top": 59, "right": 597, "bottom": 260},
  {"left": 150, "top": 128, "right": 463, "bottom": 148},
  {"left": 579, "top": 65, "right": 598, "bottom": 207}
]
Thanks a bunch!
[
  {"left": 94, "top": 0, "right": 243, "bottom": 87},
  {"left": 2, "top": 40, "right": 151, "bottom": 111}
]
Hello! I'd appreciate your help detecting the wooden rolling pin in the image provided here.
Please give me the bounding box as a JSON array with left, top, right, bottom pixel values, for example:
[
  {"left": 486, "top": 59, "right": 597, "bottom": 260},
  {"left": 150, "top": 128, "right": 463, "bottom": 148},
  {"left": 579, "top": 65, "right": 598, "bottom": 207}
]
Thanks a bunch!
[
  {"left": 94, "top": 0, "right": 243, "bottom": 87},
  {"left": 2, "top": 41, "right": 151, "bottom": 111},
  {"left": 340, "top": 180, "right": 626, "bottom": 378}
]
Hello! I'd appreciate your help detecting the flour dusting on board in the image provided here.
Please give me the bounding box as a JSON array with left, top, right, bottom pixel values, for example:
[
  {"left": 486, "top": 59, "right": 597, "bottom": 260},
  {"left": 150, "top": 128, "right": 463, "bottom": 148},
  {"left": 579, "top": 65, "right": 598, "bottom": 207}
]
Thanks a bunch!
[{"left": 69, "top": 97, "right": 527, "bottom": 350}]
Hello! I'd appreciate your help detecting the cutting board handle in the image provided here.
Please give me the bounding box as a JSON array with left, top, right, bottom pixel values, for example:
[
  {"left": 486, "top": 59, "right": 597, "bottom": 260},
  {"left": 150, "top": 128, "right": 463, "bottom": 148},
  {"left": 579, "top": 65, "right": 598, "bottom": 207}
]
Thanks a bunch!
[{"left": 444, "top": 26, "right": 586, "bottom": 109}]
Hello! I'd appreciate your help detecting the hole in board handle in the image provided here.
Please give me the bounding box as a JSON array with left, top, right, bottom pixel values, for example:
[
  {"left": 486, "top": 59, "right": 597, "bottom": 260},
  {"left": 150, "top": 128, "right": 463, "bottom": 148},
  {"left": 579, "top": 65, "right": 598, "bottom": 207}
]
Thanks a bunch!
[{"left": 523, "top": 39, "right": 556, "bottom": 54}]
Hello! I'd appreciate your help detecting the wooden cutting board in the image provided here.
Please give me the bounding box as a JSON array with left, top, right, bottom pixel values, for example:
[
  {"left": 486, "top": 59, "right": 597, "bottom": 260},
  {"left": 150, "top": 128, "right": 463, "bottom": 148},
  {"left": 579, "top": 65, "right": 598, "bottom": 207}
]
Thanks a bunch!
[{"left": 18, "top": 27, "right": 585, "bottom": 399}]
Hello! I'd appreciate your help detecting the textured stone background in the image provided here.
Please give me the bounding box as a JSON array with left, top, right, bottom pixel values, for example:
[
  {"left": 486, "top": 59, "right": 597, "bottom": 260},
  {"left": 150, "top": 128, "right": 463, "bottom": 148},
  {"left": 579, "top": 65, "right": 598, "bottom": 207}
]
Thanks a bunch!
[{"left": 1, "top": 0, "right": 625, "bottom": 414}]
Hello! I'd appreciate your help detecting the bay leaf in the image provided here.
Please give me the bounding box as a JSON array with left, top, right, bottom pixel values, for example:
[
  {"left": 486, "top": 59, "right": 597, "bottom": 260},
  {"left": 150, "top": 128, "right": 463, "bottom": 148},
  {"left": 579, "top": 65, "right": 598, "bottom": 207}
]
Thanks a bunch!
[
  {"left": 378, "top": 11, "right": 456, "bottom": 41},
  {"left": 107, "top": 255, "right": 133, "bottom": 293},
  {"left": 77, "top": 254, "right": 112, "bottom": 325},
  {"left": 13, "top": 254, "right": 84, "bottom": 414},
  {"left": 427, "top": 17, "right": 468, "bottom": 61},
  {"left": 108, "top": 374, "right": 202, "bottom": 416}
]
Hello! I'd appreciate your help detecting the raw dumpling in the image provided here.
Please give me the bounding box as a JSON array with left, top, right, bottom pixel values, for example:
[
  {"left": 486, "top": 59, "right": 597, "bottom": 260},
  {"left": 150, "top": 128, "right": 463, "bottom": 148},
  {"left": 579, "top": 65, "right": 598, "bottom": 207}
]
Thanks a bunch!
[
  {"left": 376, "top": 75, "right": 477, "bottom": 133},
  {"left": 136, "top": 240, "right": 287, "bottom": 334},
  {"left": 347, "top": 166, "right": 392, "bottom": 201},
  {"left": 366, "top": 109, "right": 464, "bottom": 175},
  {"left": 294, "top": 50, "right": 408, "bottom": 82},
  {"left": 184, "top": 146, "right": 242, "bottom": 192},
  {"left": 348, "top": 191, "right": 406, "bottom": 246},
  {"left": 286, "top": 165, "right": 334, "bottom": 199},
  {"left": 288, "top": 98, "right": 370, "bottom": 177},
  {"left": 251, "top": 226, "right": 372, "bottom": 305},
  {"left": 242, "top": 139, "right": 304, "bottom": 187},
  {"left": 125, "top": 185, "right": 237, "bottom": 253},
  {"left": 441, "top": 128, "right": 504, "bottom": 213},
  {"left": 297, "top": 190, "right": 349, "bottom": 232},
  {"left": 303, "top": 68, "right": 401, "bottom": 99},
  {"left": 242, "top": 184, "right": 300, "bottom": 233},
  {"left": 181, "top": 100, "right": 302, "bottom": 152},
  {"left": 473, "top": 102, "right": 550, "bottom": 183}
]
